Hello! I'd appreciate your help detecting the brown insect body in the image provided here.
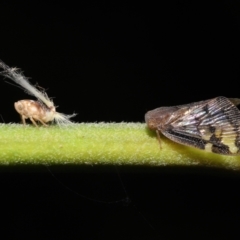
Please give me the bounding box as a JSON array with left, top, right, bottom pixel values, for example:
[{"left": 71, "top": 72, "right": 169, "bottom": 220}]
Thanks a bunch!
[
  {"left": 14, "top": 100, "right": 56, "bottom": 127},
  {"left": 145, "top": 96, "right": 240, "bottom": 155}
]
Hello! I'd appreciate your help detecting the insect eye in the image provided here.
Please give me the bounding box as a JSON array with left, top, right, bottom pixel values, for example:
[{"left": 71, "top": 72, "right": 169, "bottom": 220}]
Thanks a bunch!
[{"left": 146, "top": 119, "right": 158, "bottom": 130}]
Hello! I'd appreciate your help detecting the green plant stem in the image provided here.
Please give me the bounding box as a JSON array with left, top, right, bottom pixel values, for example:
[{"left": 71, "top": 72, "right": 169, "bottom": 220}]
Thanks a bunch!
[{"left": 0, "top": 123, "right": 240, "bottom": 169}]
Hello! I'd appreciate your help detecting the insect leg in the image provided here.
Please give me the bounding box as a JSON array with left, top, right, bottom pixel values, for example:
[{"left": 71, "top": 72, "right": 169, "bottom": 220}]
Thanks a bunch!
[
  {"left": 38, "top": 119, "right": 49, "bottom": 127},
  {"left": 156, "top": 130, "right": 162, "bottom": 149},
  {"left": 29, "top": 117, "right": 39, "bottom": 127},
  {"left": 21, "top": 115, "right": 26, "bottom": 125}
]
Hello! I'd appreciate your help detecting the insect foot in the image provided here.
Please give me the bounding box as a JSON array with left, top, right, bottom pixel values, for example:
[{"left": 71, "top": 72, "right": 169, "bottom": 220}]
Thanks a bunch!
[{"left": 145, "top": 96, "right": 240, "bottom": 155}]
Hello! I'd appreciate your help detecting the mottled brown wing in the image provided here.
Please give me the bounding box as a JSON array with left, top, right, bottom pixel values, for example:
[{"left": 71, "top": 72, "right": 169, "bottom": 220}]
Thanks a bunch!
[{"left": 160, "top": 96, "right": 240, "bottom": 155}]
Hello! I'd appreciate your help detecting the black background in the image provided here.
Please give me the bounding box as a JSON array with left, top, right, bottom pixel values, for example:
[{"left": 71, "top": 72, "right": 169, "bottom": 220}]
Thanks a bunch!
[{"left": 1, "top": 1, "right": 240, "bottom": 239}]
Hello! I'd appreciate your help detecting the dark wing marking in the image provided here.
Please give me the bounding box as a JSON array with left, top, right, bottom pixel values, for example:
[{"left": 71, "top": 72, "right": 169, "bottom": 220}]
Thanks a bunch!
[{"left": 160, "top": 96, "right": 240, "bottom": 154}]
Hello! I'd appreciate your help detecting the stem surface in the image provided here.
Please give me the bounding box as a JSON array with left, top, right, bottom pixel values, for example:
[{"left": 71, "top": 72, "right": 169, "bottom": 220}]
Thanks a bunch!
[{"left": 0, "top": 123, "right": 240, "bottom": 169}]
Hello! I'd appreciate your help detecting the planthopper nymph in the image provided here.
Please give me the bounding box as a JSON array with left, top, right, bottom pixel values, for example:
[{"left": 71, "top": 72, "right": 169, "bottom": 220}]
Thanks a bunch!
[
  {"left": 145, "top": 97, "right": 240, "bottom": 155},
  {"left": 0, "top": 60, "right": 76, "bottom": 126}
]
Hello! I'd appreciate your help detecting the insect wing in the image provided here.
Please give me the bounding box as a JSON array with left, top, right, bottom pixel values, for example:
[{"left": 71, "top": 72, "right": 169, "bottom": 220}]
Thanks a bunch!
[{"left": 160, "top": 96, "right": 240, "bottom": 155}]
